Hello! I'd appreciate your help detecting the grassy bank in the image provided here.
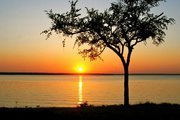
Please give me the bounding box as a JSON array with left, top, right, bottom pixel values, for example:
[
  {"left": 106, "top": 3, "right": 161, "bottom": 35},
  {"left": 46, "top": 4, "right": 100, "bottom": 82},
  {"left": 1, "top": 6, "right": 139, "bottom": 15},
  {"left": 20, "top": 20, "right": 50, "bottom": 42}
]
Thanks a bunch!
[{"left": 0, "top": 103, "right": 180, "bottom": 120}]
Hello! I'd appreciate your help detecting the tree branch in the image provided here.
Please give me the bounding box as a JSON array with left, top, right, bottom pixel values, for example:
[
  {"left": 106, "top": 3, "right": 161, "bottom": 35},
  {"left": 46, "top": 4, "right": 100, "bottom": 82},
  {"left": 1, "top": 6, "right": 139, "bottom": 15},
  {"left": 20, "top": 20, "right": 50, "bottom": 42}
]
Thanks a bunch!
[{"left": 98, "top": 33, "right": 126, "bottom": 65}]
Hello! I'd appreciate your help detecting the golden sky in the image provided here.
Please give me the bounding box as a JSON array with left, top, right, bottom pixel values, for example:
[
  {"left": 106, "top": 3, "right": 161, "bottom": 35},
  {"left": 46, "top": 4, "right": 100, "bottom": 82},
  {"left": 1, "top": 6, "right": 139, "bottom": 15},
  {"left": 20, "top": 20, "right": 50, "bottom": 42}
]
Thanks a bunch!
[{"left": 0, "top": 0, "right": 180, "bottom": 74}]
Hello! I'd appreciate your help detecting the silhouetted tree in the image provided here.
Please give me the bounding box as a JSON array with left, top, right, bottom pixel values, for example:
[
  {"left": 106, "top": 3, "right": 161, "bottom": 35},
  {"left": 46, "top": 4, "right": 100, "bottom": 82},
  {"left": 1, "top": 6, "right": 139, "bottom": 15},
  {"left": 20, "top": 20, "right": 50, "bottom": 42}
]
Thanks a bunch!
[{"left": 42, "top": 0, "right": 174, "bottom": 107}]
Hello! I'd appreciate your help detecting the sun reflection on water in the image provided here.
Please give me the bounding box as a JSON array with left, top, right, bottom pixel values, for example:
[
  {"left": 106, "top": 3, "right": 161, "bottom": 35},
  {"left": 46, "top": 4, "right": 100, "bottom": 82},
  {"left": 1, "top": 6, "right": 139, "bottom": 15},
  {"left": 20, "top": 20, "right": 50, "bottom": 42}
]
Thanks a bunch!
[{"left": 78, "top": 76, "right": 83, "bottom": 105}]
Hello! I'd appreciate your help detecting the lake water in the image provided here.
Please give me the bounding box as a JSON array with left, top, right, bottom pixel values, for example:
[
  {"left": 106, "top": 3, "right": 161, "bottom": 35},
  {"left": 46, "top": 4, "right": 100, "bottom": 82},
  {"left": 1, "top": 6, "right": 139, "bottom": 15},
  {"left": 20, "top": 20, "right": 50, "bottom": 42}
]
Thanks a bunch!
[{"left": 0, "top": 75, "right": 180, "bottom": 107}]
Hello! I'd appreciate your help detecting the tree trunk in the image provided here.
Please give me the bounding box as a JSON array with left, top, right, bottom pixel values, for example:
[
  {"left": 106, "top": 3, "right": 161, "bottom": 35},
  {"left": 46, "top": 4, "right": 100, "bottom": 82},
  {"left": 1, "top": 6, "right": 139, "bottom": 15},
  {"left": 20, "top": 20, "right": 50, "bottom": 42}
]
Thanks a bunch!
[{"left": 124, "top": 64, "right": 129, "bottom": 107}]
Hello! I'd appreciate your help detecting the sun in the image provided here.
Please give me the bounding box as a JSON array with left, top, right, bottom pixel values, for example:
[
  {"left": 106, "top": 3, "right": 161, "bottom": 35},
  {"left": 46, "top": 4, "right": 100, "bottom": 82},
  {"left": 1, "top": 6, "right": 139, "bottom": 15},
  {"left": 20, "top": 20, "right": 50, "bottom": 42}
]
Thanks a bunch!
[
  {"left": 78, "top": 67, "right": 83, "bottom": 72},
  {"left": 77, "top": 67, "right": 84, "bottom": 73},
  {"left": 75, "top": 63, "right": 87, "bottom": 73}
]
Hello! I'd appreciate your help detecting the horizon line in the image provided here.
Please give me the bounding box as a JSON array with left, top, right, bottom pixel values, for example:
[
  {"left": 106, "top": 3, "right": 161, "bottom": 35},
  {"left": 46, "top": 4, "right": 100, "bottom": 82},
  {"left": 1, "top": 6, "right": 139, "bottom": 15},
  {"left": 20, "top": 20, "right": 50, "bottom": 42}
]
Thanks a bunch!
[{"left": 0, "top": 72, "right": 180, "bottom": 75}]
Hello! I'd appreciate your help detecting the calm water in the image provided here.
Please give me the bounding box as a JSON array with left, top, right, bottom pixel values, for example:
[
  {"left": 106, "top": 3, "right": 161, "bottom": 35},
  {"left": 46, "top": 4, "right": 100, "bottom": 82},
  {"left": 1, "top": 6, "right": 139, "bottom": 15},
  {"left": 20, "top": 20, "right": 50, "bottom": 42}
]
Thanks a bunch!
[{"left": 0, "top": 75, "right": 180, "bottom": 107}]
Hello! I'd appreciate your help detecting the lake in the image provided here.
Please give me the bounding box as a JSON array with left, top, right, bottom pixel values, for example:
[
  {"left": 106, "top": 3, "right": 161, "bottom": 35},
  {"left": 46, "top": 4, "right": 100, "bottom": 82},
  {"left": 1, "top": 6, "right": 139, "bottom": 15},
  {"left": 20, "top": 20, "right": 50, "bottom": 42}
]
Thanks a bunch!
[{"left": 0, "top": 75, "right": 180, "bottom": 107}]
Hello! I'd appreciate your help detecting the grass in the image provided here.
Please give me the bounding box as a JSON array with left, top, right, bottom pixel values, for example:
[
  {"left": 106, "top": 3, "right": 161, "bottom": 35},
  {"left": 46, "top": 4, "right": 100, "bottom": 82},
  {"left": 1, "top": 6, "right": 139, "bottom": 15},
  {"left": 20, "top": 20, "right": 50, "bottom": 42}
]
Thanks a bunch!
[{"left": 0, "top": 103, "right": 180, "bottom": 120}]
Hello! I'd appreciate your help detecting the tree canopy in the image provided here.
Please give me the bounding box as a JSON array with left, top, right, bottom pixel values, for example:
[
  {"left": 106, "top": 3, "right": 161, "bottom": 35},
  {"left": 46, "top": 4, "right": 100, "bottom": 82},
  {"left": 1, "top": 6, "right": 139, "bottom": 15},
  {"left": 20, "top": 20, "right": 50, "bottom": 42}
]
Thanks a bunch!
[{"left": 42, "top": 0, "right": 174, "bottom": 62}]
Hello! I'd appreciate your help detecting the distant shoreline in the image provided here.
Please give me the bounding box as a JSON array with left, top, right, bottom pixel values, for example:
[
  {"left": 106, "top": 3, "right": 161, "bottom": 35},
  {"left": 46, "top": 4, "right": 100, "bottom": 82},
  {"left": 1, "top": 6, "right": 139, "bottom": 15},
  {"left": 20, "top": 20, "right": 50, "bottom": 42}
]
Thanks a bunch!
[{"left": 0, "top": 72, "right": 180, "bottom": 75}]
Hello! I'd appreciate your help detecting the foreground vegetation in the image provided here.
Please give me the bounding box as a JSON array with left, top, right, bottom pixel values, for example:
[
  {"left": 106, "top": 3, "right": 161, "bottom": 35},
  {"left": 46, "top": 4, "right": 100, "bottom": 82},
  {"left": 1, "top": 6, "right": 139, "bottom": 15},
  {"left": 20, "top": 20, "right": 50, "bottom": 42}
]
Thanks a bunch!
[{"left": 0, "top": 103, "right": 179, "bottom": 120}]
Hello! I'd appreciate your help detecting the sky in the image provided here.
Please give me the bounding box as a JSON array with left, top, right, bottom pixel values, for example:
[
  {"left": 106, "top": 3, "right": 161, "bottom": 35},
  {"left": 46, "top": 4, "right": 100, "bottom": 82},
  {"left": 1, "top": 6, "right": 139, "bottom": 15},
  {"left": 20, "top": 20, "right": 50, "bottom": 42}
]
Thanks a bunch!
[{"left": 0, "top": 0, "right": 180, "bottom": 74}]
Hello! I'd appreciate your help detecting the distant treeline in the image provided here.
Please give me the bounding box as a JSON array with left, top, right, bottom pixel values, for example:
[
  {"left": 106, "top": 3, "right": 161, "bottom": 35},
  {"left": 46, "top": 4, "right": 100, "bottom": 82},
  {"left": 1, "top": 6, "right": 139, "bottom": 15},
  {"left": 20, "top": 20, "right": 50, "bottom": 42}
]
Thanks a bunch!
[
  {"left": 0, "top": 72, "right": 119, "bottom": 75},
  {"left": 0, "top": 72, "right": 180, "bottom": 75}
]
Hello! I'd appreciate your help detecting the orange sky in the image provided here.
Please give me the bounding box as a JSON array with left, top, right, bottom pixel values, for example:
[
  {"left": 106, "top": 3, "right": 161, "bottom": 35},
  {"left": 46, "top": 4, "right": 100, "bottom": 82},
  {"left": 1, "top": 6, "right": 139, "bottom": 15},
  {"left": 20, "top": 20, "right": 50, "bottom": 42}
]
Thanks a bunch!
[{"left": 0, "top": 0, "right": 180, "bottom": 74}]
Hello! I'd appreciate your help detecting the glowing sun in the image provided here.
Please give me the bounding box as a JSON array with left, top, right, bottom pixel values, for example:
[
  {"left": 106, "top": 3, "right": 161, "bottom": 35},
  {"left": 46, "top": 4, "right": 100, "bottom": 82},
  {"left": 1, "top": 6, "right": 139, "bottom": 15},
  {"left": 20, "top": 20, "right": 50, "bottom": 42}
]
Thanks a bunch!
[
  {"left": 75, "top": 64, "right": 86, "bottom": 73},
  {"left": 77, "top": 67, "right": 84, "bottom": 73}
]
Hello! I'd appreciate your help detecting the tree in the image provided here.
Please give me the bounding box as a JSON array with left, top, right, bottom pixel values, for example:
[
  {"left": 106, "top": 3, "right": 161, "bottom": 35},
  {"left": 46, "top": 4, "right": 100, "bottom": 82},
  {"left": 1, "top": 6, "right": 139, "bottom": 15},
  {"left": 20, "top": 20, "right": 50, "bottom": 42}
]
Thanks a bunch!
[{"left": 42, "top": 0, "right": 174, "bottom": 107}]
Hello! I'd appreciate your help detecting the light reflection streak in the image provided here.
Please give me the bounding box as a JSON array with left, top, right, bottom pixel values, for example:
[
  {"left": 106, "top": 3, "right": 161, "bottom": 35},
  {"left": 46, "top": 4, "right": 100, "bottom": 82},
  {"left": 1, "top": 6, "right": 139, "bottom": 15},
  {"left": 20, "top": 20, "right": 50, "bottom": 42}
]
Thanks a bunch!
[{"left": 78, "top": 76, "right": 83, "bottom": 105}]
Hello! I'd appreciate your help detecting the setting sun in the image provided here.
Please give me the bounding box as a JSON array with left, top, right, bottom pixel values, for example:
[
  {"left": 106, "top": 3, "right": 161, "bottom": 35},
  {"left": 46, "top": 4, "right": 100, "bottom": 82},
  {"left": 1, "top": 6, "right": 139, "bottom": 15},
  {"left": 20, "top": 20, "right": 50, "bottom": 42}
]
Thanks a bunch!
[
  {"left": 74, "top": 64, "right": 86, "bottom": 73},
  {"left": 75, "top": 63, "right": 87, "bottom": 73},
  {"left": 78, "top": 67, "right": 83, "bottom": 72},
  {"left": 77, "top": 66, "right": 85, "bottom": 73}
]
